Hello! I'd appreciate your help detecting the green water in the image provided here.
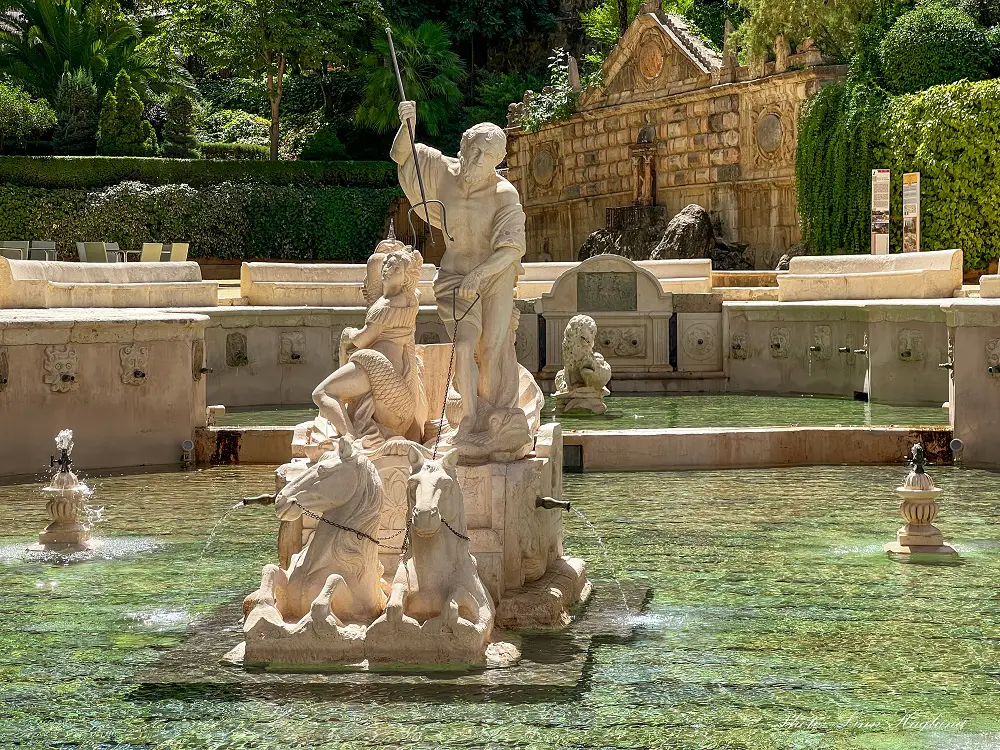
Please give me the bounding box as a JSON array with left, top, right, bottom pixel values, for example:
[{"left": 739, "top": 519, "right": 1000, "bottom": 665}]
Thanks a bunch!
[
  {"left": 1, "top": 465, "right": 998, "bottom": 748},
  {"left": 217, "top": 395, "right": 949, "bottom": 430}
]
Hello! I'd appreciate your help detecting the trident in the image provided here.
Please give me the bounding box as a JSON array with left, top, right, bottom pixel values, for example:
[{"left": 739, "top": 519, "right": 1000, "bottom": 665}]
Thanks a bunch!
[{"left": 385, "top": 26, "right": 454, "bottom": 249}]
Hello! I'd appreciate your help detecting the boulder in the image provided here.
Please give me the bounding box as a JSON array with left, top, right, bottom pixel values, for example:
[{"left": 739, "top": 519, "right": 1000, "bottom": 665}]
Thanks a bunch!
[{"left": 650, "top": 204, "right": 715, "bottom": 260}]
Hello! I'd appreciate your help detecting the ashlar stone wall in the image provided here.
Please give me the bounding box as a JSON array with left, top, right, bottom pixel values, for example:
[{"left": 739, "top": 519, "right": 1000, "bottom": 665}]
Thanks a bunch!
[{"left": 505, "top": 10, "right": 846, "bottom": 266}]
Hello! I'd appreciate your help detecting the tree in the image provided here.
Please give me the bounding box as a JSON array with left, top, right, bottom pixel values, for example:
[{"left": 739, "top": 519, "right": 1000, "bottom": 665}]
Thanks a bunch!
[
  {"left": 97, "top": 70, "right": 158, "bottom": 156},
  {"left": 0, "top": 81, "right": 56, "bottom": 152},
  {"left": 0, "top": 0, "right": 193, "bottom": 102},
  {"left": 733, "top": 0, "right": 875, "bottom": 60},
  {"left": 169, "top": 0, "right": 384, "bottom": 159},
  {"left": 52, "top": 68, "right": 100, "bottom": 155},
  {"left": 162, "top": 92, "right": 201, "bottom": 157},
  {"left": 356, "top": 21, "right": 466, "bottom": 136}
]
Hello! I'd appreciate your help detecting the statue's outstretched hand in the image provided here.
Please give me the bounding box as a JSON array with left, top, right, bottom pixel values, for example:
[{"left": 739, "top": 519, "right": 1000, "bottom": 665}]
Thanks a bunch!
[{"left": 398, "top": 101, "right": 416, "bottom": 127}]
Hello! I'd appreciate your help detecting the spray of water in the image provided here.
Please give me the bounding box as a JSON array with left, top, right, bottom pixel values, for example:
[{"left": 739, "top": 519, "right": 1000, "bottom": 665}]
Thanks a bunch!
[
  {"left": 571, "top": 507, "right": 629, "bottom": 614},
  {"left": 201, "top": 502, "right": 244, "bottom": 557}
]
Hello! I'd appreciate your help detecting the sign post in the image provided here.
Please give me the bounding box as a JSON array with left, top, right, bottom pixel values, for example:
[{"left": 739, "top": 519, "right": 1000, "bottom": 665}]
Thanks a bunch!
[
  {"left": 871, "top": 169, "right": 890, "bottom": 254},
  {"left": 902, "top": 172, "right": 920, "bottom": 252}
]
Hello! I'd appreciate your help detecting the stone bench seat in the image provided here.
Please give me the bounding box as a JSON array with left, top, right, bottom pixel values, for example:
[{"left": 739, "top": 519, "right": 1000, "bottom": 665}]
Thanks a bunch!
[
  {"left": 0, "top": 258, "right": 218, "bottom": 308},
  {"left": 777, "top": 249, "right": 962, "bottom": 301},
  {"left": 241, "top": 262, "right": 437, "bottom": 306}
]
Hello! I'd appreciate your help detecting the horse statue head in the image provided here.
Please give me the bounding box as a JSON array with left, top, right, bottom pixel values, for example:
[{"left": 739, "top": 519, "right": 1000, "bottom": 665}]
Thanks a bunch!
[
  {"left": 275, "top": 436, "right": 379, "bottom": 522},
  {"left": 406, "top": 445, "right": 467, "bottom": 541}
]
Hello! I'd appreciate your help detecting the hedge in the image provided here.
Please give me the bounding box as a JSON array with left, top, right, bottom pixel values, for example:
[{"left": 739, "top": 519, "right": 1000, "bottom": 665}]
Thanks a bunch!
[
  {"left": 881, "top": 80, "right": 1000, "bottom": 269},
  {"left": 0, "top": 156, "right": 397, "bottom": 189},
  {"left": 0, "top": 181, "right": 402, "bottom": 262},
  {"left": 201, "top": 142, "right": 269, "bottom": 160},
  {"left": 797, "top": 78, "right": 1000, "bottom": 269}
]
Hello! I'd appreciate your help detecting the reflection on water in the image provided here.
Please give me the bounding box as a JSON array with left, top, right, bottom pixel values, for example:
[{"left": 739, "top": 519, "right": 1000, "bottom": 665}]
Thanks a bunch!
[
  {"left": 0, "top": 464, "right": 998, "bottom": 748},
  {"left": 216, "top": 395, "right": 949, "bottom": 430}
]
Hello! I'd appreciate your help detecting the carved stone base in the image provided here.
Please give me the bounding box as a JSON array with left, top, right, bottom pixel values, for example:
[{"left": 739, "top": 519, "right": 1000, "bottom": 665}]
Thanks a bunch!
[
  {"left": 496, "top": 556, "right": 591, "bottom": 629},
  {"left": 885, "top": 541, "right": 959, "bottom": 559}
]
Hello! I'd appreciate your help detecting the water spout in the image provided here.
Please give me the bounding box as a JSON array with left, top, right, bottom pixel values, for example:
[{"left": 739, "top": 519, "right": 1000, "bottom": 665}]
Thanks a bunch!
[
  {"left": 28, "top": 429, "right": 100, "bottom": 556},
  {"left": 536, "top": 496, "right": 571, "bottom": 512}
]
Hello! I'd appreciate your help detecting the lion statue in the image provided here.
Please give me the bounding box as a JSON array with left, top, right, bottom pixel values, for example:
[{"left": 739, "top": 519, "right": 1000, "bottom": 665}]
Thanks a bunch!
[{"left": 553, "top": 314, "right": 612, "bottom": 414}]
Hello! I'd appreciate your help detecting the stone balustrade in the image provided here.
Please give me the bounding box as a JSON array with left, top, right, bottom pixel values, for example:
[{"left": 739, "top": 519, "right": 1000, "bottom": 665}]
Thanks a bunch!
[
  {"left": 777, "top": 249, "right": 963, "bottom": 302},
  {"left": 0, "top": 258, "right": 218, "bottom": 309},
  {"left": 240, "top": 261, "right": 438, "bottom": 307}
]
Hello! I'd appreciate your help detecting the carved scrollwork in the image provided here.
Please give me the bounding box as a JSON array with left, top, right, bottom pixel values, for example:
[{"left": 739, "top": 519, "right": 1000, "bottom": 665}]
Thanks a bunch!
[
  {"left": 898, "top": 329, "right": 924, "bottom": 362},
  {"left": 279, "top": 331, "right": 306, "bottom": 365},
  {"left": 770, "top": 326, "right": 789, "bottom": 358},
  {"left": 192, "top": 340, "right": 206, "bottom": 381},
  {"left": 0, "top": 346, "right": 7, "bottom": 392},
  {"left": 226, "top": 332, "right": 249, "bottom": 368},
  {"left": 683, "top": 323, "right": 718, "bottom": 361},
  {"left": 812, "top": 325, "right": 832, "bottom": 360},
  {"left": 730, "top": 331, "right": 749, "bottom": 360}
]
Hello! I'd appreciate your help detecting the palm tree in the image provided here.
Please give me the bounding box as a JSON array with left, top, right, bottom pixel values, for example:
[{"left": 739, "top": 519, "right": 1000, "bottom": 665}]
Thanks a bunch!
[
  {"left": 355, "top": 21, "right": 465, "bottom": 136},
  {"left": 0, "top": 0, "right": 191, "bottom": 102}
]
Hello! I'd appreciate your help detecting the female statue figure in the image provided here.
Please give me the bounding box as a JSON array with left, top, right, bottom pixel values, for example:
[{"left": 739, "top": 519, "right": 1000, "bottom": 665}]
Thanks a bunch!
[{"left": 312, "top": 242, "right": 427, "bottom": 446}]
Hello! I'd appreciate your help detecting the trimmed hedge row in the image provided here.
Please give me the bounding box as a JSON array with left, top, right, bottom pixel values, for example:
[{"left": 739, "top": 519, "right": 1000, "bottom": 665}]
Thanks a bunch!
[
  {"left": 797, "top": 78, "right": 1000, "bottom": 269},
  {"left": 0, "top": 156, "right": 397, "bottom": 189},
  {"left": 0, "top": 181, "right": 402, "bottom": 262},
  {"left": 201, "top": 142, "right": 270, "bottom": 160}
]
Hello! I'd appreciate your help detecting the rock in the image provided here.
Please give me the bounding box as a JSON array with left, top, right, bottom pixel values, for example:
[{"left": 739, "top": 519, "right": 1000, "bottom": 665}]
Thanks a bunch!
[
  {"left": 577, "top": 207, "right": 670, "bottom": 261},
  {"left": 651, "top": 204, "right": 716, "bottom": 260}
]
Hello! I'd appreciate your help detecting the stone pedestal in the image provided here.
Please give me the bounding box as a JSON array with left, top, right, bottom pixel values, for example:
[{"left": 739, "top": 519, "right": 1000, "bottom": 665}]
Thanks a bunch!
[{"left": 885, "top": 445, "right": 958, "bottom": 561}]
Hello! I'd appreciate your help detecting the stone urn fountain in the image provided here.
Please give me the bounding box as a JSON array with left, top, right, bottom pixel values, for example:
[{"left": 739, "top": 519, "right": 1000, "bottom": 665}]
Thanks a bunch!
[
  {"left": 885, "top": 444, "right": 958, "bottom": 560},
  {"left": 28, "top": 430, "right": 99, "bottom": 554}
]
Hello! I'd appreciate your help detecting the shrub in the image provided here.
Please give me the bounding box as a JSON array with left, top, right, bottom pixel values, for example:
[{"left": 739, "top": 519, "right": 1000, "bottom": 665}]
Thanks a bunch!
[
  {"left": 52, "top": 69, "right": 99, "bottom": 155},
  {"left": 880, "top": 4, "right": 991, "bottom": 94},
  {"left": 201, "top": 142, "right": 269, "bottom": 160},
  {"left": 197, "top": 109, "right": 270, "bottom": 146},
  {"left": 0, "top": 155, "right": 397, "bottom": 188},
  {"left": 0, "top": 181, "right": 401, "bottom": 261},
  {"left": 519, "top": 50, "right": 581, "bottom": 133},
  {"left": 299, "top": 124, "right": 348, "bottom": 161},
  {"left": 880, "top": 79, "right": 1000, "bottom": 269},
  {"left": 0, "top": 82, "right": 56, "bottom": 153},
  {"left": 162, "top": 94, "right": 200, "bottom": 158},
  {"left": 97, "top": 72, "right": 158, "bottom": 156}
]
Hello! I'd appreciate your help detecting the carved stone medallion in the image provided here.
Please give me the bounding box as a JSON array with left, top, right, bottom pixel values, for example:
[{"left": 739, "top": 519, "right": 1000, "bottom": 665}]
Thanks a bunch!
[
  {"left": 682, "top": 322, "right": 718, "bottom": 362},
  {"left": 192, "top": 340, "right": 206, "bottom": 381},
  {"left": 730, "top": 332, "right": 749, "bottom": 360},
  {"left": 755, "top": 114, "right": 783, "bottom": 154},
  {"left": 638, "top": 38, "right": 665, "bottom": 81},
  {"left": 986, "top": 338, "right": 1000, "bottom": 369},
  {"left": 531, "top": 148, "right": 556, "bottom": 186},
  {"left": 898, "top": 329, "right": 924, "bottom": 362},
  {"left": 226, "top": 332, "right": 249, "bottom": 368},
  {"left": 119, "top": 345, "right": 149, "bottom": 386},
  {"left": 770, "top": 327, "right": 789, "bottom": 358},
  {"left": 597, "top": 327, "right": 646, "bottom": 358},
  {"left": 43, "top": 345, "right": 79, "bottom": 393},
  {"left": 279, "top": 331, "right": 306, "bottom": 364}
]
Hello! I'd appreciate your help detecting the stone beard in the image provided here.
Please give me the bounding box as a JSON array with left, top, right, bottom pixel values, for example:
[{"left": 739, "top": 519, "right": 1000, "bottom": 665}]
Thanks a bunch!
[{"left": 392, "top": 116, "right": 530, "bottom": 457}]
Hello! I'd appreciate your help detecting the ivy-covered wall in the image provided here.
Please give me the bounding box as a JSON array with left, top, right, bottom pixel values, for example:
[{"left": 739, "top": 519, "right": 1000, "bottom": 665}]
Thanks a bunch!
[
  {"left": 0, "top": 157, "right": 401, "bottom": 261},
  {"left": 797, "top": 80, "right": 1000, "bottom": 270}
]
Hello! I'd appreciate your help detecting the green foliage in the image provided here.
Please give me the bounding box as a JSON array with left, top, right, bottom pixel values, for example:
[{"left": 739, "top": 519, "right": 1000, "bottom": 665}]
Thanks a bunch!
[
  {"left": 463, "top": 70, "right": 546, "bottom": 128},
  {"left": 356, "top": 22, "right": 466, "bottom": 136},
  {"left": 581, "top": 0, "right": 643, "bottom": 45},
  {"left": 0, "top": 155, "right": 397, "bottom": 188},
  {"left": 196, "top": 77, "right": 269, "bottom": 116},
  {"left": 881, "top": 80, "right": 1000, "bottom": 268},
  {"left": 198, "top": 110, "right": 271, "bottom": 147},
  {"left": 518, "top": 49, "right": 579, "bottom": 133},
  {"left": 880, "top": 4, "right": 991, "bottom": 94},
  {"left": 388, "top": 0, "right": 557, "bottom": 45},
  {"left": 0, "top": 181, "right": 401, "bottom": 261},
  {"left": 0, "top": 0, "right": 192, "bottom": 102},
  {"left": 52, "top": 69, "right": 100, "bottom": 155},
  {"left": 989, "top": 25, "right": 1000, "bottom": 74},
  {"left": 299, "top": 124, "right": 349, "bottom": 160},
  {"left": 936, "top": 0, "right": 1000, "bottom": 26},
  {"left": 0, "top": 80, "right": 56, "bottom": 153},
  {"left": 162, "top": 94, "right": 200, "bottom": 158},
  {"left": 97, "top": 72, "right": 158, "bottom": 156},
  {"left": 201, "top": 142, "right": 270, "bottom": 160},
  {"left": 796, "top": 80, "right": 887, "bottom": 254},
  {"left": 687, "top": 0, "right": 746, "bottom": 48},
  {"left": 734, "top": 0, "right": 875, "bottom": 59}
]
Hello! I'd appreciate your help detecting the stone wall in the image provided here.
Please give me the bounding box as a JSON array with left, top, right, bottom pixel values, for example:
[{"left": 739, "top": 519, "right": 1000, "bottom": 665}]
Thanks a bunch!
[{"left": 505, "top": 11, "right": 846, "bottom": 266}]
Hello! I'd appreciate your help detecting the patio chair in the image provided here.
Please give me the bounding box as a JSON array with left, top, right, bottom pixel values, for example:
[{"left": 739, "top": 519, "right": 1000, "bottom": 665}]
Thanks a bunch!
[
  {"left": 139, "top": 243, "right": 165, "bottom": 262},
  {"left": 105, "top": 242, "right": 124, "bottom": 262},
  {"left": 166, "top": 242, "right": 189, "bottom": 262},
  {"left": 0, "top": 241, "right": 29, "bottom": 260},
  {"left": 28, "top": 241, "right": 57, "bottom": 261},
  {"left": 81, "top": 242, "right": 110, "bottom": 263}
]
